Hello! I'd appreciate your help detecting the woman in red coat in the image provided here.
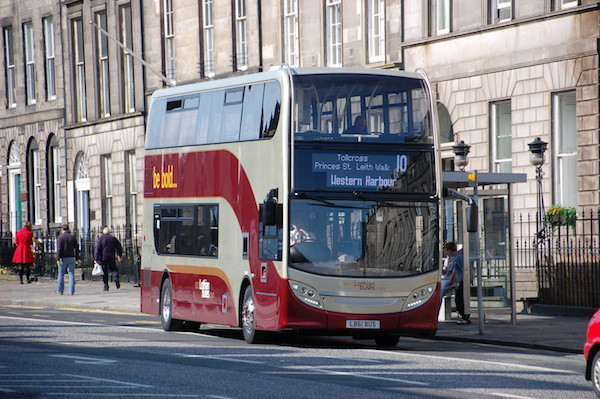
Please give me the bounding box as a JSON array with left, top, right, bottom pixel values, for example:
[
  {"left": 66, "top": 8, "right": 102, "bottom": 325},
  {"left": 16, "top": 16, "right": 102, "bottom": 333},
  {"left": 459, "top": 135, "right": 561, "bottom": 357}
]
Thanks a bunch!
[{"left": 13, "top": 221, "right": 35, "bottom": 284}]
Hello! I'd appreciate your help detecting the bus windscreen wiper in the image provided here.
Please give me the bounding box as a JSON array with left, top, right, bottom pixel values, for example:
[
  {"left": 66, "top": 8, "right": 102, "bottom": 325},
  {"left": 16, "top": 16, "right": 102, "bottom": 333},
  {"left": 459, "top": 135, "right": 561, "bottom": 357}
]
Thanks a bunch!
[{"left": 292, "top": 192, "right": 335, "bottom": 206}]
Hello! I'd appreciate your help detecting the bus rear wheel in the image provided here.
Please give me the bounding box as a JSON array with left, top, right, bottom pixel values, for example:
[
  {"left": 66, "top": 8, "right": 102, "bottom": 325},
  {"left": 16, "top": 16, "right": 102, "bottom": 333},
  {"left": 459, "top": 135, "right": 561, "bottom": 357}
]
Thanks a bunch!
[
  {"left": 241, "top": 286, "right": 262, "bottom": 344},
  {"left": 161, "top": 279, "right": 183, "bottom": 331},
  {"left": 375, "top": 334, "right": 400, "bottom": 348}
]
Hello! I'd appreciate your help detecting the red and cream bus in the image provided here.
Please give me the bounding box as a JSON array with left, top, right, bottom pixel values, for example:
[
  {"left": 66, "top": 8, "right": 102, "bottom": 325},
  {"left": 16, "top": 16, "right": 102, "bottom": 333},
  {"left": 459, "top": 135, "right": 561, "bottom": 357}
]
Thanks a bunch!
[{"left": 141, "top": 67, "right": 442, "bottom": 346}]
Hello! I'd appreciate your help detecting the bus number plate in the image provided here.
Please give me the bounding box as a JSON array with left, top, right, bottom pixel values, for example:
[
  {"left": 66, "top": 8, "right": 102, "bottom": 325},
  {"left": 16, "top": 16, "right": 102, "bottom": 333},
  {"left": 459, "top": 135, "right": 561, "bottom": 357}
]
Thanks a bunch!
[{"left": 346, "top": 320, "right": 380, "bottom": 329}]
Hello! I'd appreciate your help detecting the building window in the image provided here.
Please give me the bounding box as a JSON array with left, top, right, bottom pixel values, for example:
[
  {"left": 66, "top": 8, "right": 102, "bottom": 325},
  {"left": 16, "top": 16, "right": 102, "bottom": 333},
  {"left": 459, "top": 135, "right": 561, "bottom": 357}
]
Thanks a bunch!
[
  {"left": 126, "top": 151, "right": 138, "bottom": 229},
  {"left": 202, "top": 0, "right": 215, "bottom": 77},
  {"left": 430, "top": 0, "right": 450, "bottom": 35},
  {"left": 72, "top": 18, "right": 87, "bottom": 122},
  {"left": 43, "top": 17, "right": 56, "bottom": 100},
  {"left": 95, "top": 11, "right": 110, "bottom": 118},
  {"left": 48, "top": 137, "right": 61, "bottom": 224},
  {"left": 235, "top": 0, "right": 248, "bottom": 70},
  {"left": 367, "top": 0, "right": 385, "bottom": 63},
  {"left": 8, "top": 143, "right": 22, "bottom": 234},
  {"left": 27, "top": 144, "right": 42, "bottom": 226},
  {"left": 491, "top": 100, "right": 512, "bottom": 173},
  {"left": 101, "top": 155, "right": 113, "bottom": 228},
  {"left": 75, "top": 154, "right": 90, "bottom": 233},
  {"left": 163, "top": 0, "right": 175, "bottom": 81},
  {"left": 437, "top": 103, "right": 453, "bottom": 144},
  {"left": 120, "top": 4, "right": 135, "bottom": 113},
  {"left": 490, "top": 0, "right": 512, "bottom": 24},
  {"left": 23, "top": 22, "right": 36, "bottom": 105},
  {"left": 283, "top": 0, "right": 299, "bottom": 67},
  {"left": 557, "top": 0, "right": 579, "bottom": 10},
  {"left": 3, "top": 27, "right": 16, "bottom": 108},
  {"left": 326, "top": 0, "right": 342, "bottom": 67},
  {"left": 553, "top": 91, "right": 577, "bottom": 208}
]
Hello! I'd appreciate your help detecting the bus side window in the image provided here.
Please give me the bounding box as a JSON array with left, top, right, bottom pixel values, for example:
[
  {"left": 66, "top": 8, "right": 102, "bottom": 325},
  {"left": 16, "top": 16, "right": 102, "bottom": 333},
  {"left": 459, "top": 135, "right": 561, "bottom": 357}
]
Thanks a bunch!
[
  {"left": 197, "top": 92, "right": 213, "bottom": 144},
  {"left": 240, "top": 83, "right": 264, "bottom": 141},
  {"left": 146, "top": 98, "right": 166, "bottom": 149},
  {"left": 261, "top": 81, "right": 281, "bottom": 138},
  {"left": 162, "top": 99, "right": 183, "bottom": 147},
  {"left": 207, "top": 90, "right": 225, "bottom": 144},
  {"left": 221, "top": 88, "right": 244, "bottom": 142},
  {"left": 179, "top": 96, "right": 200, "bottom": 147}
]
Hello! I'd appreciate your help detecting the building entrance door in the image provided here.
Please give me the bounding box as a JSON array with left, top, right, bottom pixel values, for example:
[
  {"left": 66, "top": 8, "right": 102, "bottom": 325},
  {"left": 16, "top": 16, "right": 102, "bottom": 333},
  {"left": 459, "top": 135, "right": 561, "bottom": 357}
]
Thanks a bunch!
[{"left": 9, "top": 170, "right": 22, "bottom": 235}]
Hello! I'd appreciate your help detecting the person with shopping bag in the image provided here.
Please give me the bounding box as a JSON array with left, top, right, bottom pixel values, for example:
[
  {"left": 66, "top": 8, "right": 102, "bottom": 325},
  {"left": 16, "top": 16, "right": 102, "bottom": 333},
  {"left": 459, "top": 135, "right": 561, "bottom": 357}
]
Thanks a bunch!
[
  {"left": 12, "top": 221, "right": 35, "bottom": 284},
  {"left": 94, "top": 227, "right": 123, "bottom": 291}
]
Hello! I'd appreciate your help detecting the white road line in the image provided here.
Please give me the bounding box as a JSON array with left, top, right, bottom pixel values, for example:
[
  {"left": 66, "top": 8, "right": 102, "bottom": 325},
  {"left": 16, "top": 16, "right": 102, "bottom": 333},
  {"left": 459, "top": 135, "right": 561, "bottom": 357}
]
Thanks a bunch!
[
  {"left": 0, "top": 385, "right": 137, "bottom": 389},
  {"left": 0, "top": 374, "right": 55, "bottom": 376},
  {"left": 49, "top": 354, "right": 117, "bottom": 365},
  {"left": 492, "top": 393, "right": 540, "bottom": 399},
  {"left": 310, "top": 367, "right": 429, "bottom": 386},
  {"left": 362, "top": 349, "right": 576, "bottom": 375},
  {"left": 174, "top": 353, "right": 264, "bottom": 365},
  {"left": 207, "top": 395, "right": 236, "bottom": 399},
  {"left": 0, "top": 387, "right": 16, "bottom": 393},
  {"left": 63, "top": 374, "right": 153, "bottom": 388}
]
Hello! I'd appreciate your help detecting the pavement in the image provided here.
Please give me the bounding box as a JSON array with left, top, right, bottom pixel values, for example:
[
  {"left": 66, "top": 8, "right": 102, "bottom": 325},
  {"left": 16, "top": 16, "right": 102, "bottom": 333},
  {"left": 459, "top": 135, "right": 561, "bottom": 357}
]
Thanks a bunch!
[{"left": 0, "top": 276, "right": 592, "bottom": 354}]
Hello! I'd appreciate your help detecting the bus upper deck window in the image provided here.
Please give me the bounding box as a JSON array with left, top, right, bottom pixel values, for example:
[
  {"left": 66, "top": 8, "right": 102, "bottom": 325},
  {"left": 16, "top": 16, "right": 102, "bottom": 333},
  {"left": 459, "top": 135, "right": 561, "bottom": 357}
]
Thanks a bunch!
[{"left": 261, "top": 81, "right": 281, "bottom": 138}]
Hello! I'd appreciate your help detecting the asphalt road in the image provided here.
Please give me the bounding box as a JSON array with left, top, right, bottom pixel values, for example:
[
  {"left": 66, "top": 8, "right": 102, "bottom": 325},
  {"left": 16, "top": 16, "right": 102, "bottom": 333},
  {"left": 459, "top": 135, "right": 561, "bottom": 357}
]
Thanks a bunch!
[{"left": 0, "top": 305, "right": 594, "bottom": 399}]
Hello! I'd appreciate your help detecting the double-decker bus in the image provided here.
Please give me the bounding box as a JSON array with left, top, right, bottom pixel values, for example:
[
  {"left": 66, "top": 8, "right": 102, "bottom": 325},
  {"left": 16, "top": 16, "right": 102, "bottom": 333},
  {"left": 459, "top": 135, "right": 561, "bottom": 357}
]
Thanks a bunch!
[{"left": 141, "top": 67, "right": 442, "bottom": 346}]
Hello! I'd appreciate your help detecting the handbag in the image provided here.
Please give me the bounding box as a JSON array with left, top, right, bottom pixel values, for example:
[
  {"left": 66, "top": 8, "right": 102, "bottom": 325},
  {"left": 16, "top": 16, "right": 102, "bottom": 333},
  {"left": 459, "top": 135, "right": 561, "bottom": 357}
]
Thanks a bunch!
[{"left": 92, "top": 262, "right": 104, "bottom": 276}]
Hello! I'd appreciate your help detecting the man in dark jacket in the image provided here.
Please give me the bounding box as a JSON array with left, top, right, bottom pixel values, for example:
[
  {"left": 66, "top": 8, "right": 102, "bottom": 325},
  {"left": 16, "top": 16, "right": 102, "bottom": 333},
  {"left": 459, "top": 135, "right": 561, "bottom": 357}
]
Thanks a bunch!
[
  {"left": 95, "top": 227, "right": 123, "bottom": 291},
  {"left": 57, "top": 224, "right": 79, "bottom": 295}
]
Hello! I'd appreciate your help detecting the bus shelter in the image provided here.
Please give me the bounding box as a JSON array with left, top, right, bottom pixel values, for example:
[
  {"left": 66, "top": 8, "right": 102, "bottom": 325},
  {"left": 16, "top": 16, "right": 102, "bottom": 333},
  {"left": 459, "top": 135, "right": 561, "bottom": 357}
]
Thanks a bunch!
[{"left": 442, "top": 171, "right": 526, "bottom": 331}]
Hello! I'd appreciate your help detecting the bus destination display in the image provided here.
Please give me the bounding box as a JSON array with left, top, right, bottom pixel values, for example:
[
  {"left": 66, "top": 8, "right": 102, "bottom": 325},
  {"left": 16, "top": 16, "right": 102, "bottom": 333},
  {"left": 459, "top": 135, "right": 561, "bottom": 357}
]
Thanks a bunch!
[{"left": 294, "top": 148, "right": 434, "bottom": 193}]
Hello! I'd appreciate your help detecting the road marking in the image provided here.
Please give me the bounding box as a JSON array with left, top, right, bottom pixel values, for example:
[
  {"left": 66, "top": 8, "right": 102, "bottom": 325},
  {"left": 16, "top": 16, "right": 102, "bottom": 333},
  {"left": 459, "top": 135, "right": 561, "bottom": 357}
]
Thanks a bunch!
[
  {"left": 0, "top": 387, "right": 16, "bottom": 393},
  {"left": 0, "top": 304, "right": 46, "bottom": 310},
  {"left": 310, "top": 367, "right": 429, "bottom": 386},
  {"left": 207, "top": 396, "right": 236, "bottom": 399},
  {"left": 0, "top": 385, "right": 137, "bottom": 389},
  {"left": 362, "top": 349, "right": 577, "bottom": 374},
  {"left": 49, "top": 355, "right": 117, "bottom": 365},
  {"left": 492, "top": 393, "right": 539, "bottom": 399},
  {"left": 174, "top": 353, "right": 264, "bottom": 365},
  {"left": 63, "top": 374, "right": 153, "bottom": 388},
  {"left": 55, "top": 307, "right": 151, "bottom": 317},
  {"left": 32, "top": 313, "right": 51, "bottom": 318},
  {"left": 0, "top": 374, "right": 54, "bottom": 376}
]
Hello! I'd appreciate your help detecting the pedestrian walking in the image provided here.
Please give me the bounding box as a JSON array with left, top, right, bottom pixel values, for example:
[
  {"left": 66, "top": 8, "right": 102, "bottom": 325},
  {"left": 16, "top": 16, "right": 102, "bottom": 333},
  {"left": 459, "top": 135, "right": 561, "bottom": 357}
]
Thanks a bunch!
[
  {"left": 441, "top": 242, "right": 470, "bottom": 324},
  {"left": 12, "top": 221, "right": 35, "bottom": 284},
  {"left": 95, "top": 227, "right": 123, "bottom": 291},
  {"left": 56, "top": 224, "right": 80, "bottom": 295}
]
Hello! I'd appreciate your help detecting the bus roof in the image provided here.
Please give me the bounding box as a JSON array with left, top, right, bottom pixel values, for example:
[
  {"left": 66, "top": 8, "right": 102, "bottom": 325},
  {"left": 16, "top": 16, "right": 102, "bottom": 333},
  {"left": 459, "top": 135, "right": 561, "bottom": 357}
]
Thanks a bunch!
[{"left": 150, "top": 66, "right": 425, "bottom": 100}]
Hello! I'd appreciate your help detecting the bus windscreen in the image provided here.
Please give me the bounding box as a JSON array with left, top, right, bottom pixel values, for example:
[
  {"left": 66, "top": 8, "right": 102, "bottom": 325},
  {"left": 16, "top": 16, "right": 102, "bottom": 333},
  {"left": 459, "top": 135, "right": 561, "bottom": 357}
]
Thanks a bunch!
[{"left": 293, "top": 74, "right": 433, "bottom": 144}]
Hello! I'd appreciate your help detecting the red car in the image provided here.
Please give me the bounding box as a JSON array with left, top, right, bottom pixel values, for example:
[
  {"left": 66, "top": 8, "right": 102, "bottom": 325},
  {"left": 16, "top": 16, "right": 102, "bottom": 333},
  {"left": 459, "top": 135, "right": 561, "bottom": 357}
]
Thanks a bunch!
[{"left": 585, "top": 308, "right": 600, "bottom": 397}]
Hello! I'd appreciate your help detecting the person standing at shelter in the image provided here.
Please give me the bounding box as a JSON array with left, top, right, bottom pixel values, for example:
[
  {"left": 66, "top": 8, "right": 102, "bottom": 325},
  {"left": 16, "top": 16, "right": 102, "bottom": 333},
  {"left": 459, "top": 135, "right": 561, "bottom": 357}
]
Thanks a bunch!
[
  {"left": 13, "top": 221, "right": 35, "bottom": 284},
  {"left": 441, "top": 242, "right": 470, "bottom": 324},
  {"left": 95, "top": 227, "right": 123, "bottom": 291},
  {"left": 56, "top": 224, "right": 80, "bottom": 295}
]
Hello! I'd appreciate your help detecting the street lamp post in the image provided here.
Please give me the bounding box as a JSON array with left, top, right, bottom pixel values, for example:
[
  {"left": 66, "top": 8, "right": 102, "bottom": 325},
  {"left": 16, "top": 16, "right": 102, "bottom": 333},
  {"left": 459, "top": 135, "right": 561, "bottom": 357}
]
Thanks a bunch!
[
  {"left": 452, "top": 140, "right": 470, "bottom": 171},
  {"left": 528, "top": 137, "right": 548, "bottom": 242}
]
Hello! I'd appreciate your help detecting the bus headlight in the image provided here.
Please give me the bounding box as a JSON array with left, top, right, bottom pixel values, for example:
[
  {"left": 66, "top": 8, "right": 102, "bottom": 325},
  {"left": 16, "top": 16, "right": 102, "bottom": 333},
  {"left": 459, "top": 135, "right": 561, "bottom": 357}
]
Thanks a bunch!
[
  {"left": 403, "top": 284, "right": 436, "bottom": 311},
  {"left": 289, "top": 281, "right": 323, "bottom": 309}
]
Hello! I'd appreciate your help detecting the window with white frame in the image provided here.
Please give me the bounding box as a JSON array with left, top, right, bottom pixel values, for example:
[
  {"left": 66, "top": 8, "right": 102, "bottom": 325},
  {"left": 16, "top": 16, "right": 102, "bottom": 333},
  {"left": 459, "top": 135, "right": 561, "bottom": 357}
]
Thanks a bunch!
[
  {"left": 235, "top": 0, "right": 247, "bottom": 70},
  {"left": 202, "top": 0, "right": 214, "bottom": 76},
  {"left": 163, "top": 0, "right": 175, "bottom": 80},
  {"left": 3, "top": 27, "right": 16, "bottom": 108},
  {"left": 95, "top": 11, "right": 110, "bottom": 117},
  {"left": 557, "top": 0, "right": 579, "bottom": 10},
  {"left": 491, "top": 100, "right": 512, "bottom": 173},
  {"left": 27, "top": 145, "right": 42, "bottom": 226},
  {"left": 43, "top": 17, "right": 56, "bottom": 100},
  {"left": 430, "top": 0, "right": 450, "bottom": 35},
  {"left": 367, "top": 0, "right": 385, "bottom": 63},
  {"left": 553, "top": 91, "right": 577, "bottom": 208},
  {"left": 326, "top": 0, "right": 342, "bottom": 67},
  {"left": 101, "top": 155, "right": 113, "bottom": 228},
  {"left": 126, "top": 151, "right": 138, "bottom": 229},
  {"left": 48, "top": 139, "right": 62, "bottom": 223},
  {"left": 120, "top": 4, "right": 135, "bottom": 113},
  {"left": 23, "top": 21, "right": 36, "bottom": 105},
  {"left": 283, "top": 0, "right": 299, "bottom": 67},
  {"left": 72, "top": 18, "right": 87, "bottom": 122},
  {"left": 491, "top": 0, "right": 512, "bottom": 23}
]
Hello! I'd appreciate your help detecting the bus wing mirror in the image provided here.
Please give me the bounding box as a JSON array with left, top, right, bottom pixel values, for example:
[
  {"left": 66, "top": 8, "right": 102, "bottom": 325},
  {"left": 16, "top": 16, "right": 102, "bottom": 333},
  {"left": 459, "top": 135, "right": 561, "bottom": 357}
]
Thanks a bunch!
[
  {"left": 261, "top": 189, "right": 279, "bottom": 226},
  {"left": 466, "top": 203, "right": 478, "bottom": 233}
]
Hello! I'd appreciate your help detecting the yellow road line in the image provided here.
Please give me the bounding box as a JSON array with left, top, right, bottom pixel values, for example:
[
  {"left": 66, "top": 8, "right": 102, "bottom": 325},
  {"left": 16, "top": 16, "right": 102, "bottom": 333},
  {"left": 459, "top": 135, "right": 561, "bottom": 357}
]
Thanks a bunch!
[
  {"left": 55, "top": 307, "right": 151, "bottom": 317},
  {"left": 0, "top": 304, "right": 45, "bottom": 310}
]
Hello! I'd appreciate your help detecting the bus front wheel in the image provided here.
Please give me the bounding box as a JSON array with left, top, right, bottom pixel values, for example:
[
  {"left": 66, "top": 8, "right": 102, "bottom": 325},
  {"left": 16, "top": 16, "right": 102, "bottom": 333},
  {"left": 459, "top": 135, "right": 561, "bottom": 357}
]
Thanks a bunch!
[
  {"left": 241, "top": 286, "right": 262, "bottom": 344},
  {"left": 161, "top": 279, "right": 183, "bottom": 331}
]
